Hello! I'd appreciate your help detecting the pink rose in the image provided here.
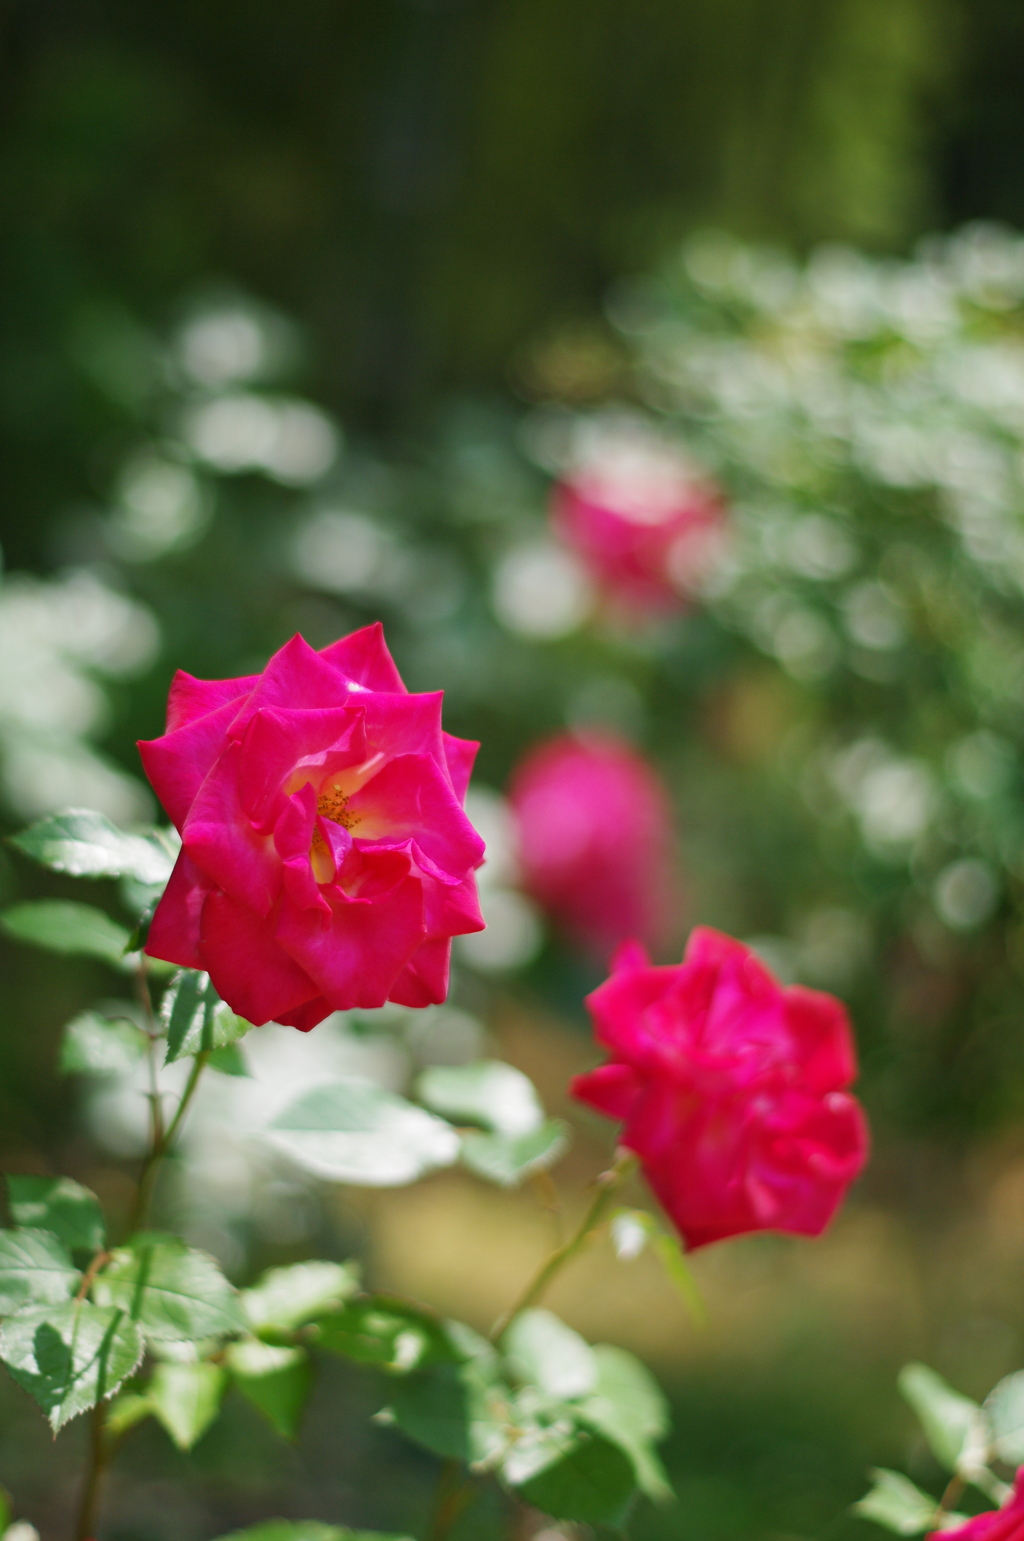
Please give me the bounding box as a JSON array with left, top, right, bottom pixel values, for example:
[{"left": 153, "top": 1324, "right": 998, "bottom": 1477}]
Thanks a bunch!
[
  {"left": 571, "top": 928, "right": 868, "bottom": 1248},
  {"left": 508, "top": 732, "right": 678, "bottom": 957},
  {"left": 139, "top": 625, "right": 485, "bottom": 1030},
  {"left": 935, "top": 1473, "right": 1024, "bottom": 1541},
  {"left": 551, "top": 428, "right": 726, "bottom": 612}
]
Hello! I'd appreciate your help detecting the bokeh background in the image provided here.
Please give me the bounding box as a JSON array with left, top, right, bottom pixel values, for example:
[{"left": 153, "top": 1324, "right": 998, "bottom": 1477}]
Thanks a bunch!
[{"left": 6, "top": 2, "right": 1024, "bottom": 1537}]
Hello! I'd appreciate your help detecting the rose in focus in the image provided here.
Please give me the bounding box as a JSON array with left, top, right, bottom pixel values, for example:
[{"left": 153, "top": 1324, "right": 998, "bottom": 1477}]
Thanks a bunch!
[
  {"left": 139, "top": 625, "right": 485, "bottom": 1029},
  {"left": 933, "top": 1472, "right": 1024, "bottom": 1541},
  {"left": 572, "top": 927, "right": 868, "bottom": 1248},
  {"left": 508, "top": 731, "right": 678, "bottom": 957},
  {"left": 551, "top": 420, "right": 726, "bottom": 612}
]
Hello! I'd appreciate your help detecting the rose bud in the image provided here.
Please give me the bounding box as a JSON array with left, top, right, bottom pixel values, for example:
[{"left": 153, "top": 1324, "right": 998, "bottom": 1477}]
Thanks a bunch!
[
  {"left": 508, "top": 731, "right": 678, "bottom": 958},
  {"left": 934, "top": 1472, "right": 1024, "bottom": 1541},
  {"left": 139, "top": 624, "right": 485, "bottom": 1029},
  {"left": 571, "top": 928, "right": 869, "bottom": 1248},
  {"left": 550, "top": 421, "right": 726, "bottom": 613}
]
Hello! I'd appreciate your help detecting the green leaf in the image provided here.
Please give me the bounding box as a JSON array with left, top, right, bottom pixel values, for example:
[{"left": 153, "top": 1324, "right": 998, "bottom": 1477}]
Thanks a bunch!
[
  {"left": 503, "top": 1310, "right": 597, "bottom": 1399},
  {"left": 513, "top": 1424, "right": 636, "bottom": 1526},
  {"left": 986, "top": 1371, "right": 1024, "bottom": 1464},
  {"left": 268, "top": 1080, "right": 460, "bottom": 1185},
  {"left": 149, "top": 1360, "right": 226, "bottom": 1450},
  {"left": 898, "top": 1364, "right": 990, "bottom": 1475},
  {"left": 0, "top": 1302, "right": 144, "bottom": 1430},
  {"left": 59, "top": 1009, "right": 148, "bottom": 1076},
  {"left": 0, "top": 902, "right": 132, "bottom": 968},
  {"left": 242, "top": 1261, "right": 360, "bottom": 1333},
  {"left": 0, "top": 1229, "right": 81, "bottom": 1313},
  {"left": 92, "top": 1234, "right": 244, "bottom": 1343},
  {"left": 460, "top": 1120, "right": 570, "bottom": 1187},
  {"left": 575, "top": 1345, "right": 673, "bottom": 1501},
  {"left": 385, "top": 1356, "right": 513, "bottom": 1467},
  {"left": 211, "top": 1524, "right": 413, "bottom": 1541},
  {"left": 161, "top": 970, "right": 249, "bottom": 1064},
  {"left": 314, "top": 1296, "right": 457, "bottom": 1373},
  {"left": 208, "top": 1042, "right": 249, "bottom": 1076},
  {"left": 104, "top": 1390, "right": 154, "bottom": 1438},
  {"left": 416, "top": 1060, "right": 543, "bottom": 1135},
  {"left": 8, "top": 810, "right": 176, "bottom": 886},
  {"left": 226, "top": 1341, "right": 313, "bottom": 1440},
  {"left": 853, "top": 1469, "right": 943, "bottom": 1535},
  {"left": 7, "top": 1177, "right": 105, "bottom": 1257}
]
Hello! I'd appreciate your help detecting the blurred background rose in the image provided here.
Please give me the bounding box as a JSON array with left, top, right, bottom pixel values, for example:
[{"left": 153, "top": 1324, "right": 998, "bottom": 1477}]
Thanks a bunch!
[{"left": 5, "top": 3, "right": 1024, "bottom": 1539}]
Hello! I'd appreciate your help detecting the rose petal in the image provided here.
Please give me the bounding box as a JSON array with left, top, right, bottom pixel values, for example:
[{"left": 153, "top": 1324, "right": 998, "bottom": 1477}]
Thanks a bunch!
[
  {"left": 237, "top": 704, "right": 365, "bottom": 825},
  {"left": 200, "top": 890, "right": 321, "bottom": 1026},
  {"left": 145, "top": 851, "right": 210, "bottom": 969},
  {"left": 165, "top": 670, "right": 259, "bottom": 732},
  {"left": 347, "top": 753, "right": 485, "bottom": 877},
  {"left": 442, "top": 733, "right": 479, "bottom": 802},
  {"left": 138, "top": 699, "right": 240, "bottom": 832},
  {"left": 320, "top": 621, "right": 407, "bottom": 693},
  {"left": 183, "top": 743, "right": 281, "bottom": 916},
  {"left": 276, "top": 874, "right": 426, "bottom": 1009},
  {"left": 388, "top": 936, "right": 451, "bottom": 1007}
]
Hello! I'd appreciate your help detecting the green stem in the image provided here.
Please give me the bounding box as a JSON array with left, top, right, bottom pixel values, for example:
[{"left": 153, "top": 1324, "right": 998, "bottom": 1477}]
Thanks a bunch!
[
  {"left": 490, "top": 1149, "right": 637, "bottom": 1342},
  {"left": 125, "top": 1048, "right": 210, "bottom": 1239},
  {"left": 74, "top": 1401, "right": 108, "bottom": 1541},
  {"left": 424, "top": 1457, "right": 474, "bottom": 1541}
]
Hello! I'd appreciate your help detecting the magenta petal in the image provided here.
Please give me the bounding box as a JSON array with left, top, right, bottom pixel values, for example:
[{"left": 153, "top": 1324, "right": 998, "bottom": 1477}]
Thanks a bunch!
[
  {"left": 348, "top": 753, "right": 485, "bottom": 877},
  {"left": 165, "top": 670, "right": 259, "bottom": 732},
  {"left": 183, "top": 743, "right": 281, "bottom": 916},
  {"left": 585, "top": 964, "right": 685, "bottom": 1064},
  {"left": 237, "top": 704, "right": 364, "bottom": 824},
  {"left": 571, "top": 1062, "right": 643, "bottom": 1120},
  {"left": 145, "top": 851, "right": 210, "bottom": 970},
  {"left": 199, "top": 890, "right": 321, "bottom": 1026},
  {"left": 275, "top": 996, "right": 334, "bottom": 1032},
  {"left": 320, "top": 622, "right": 407, "bottom": 693},
  {"left": 276, "top": 875, "right": 426, "bottom": 1009},
  {"left": 360, "top": 691, "right": 446, "bottom": 766},
  {"left": 782, "top": 986, "right": 858, "bottom": 1093},
  {"left": 421, "top": 871, "right": 485, "bottom": 938},
  {"left": 273, "top": 785, "right": 329, "bottom": 913},
  {"left": 610, "top": 939, "right": 651, "bottom": 973},
  {"left": 228, "top": 634, "right": 364, "bottom": 739},
  {"left": 442, "top": 733, "right": 478, "bottom": 801},
  {"left": 389, "top": 936, "right": 451, "bottom": 1006},
  {"left": 138, "top": 699, "right": 240, "bottom": 832}
]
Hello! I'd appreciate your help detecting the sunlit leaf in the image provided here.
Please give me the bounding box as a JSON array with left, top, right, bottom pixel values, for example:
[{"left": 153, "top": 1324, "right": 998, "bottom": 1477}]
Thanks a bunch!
[
  {"left": 460, "top": 1120, "right": 570, "bottom": 1187},
  {"left": 512, "top": 1421, "right": 636, "bottom": 1526},
  {"left": 575, "top": 1345, "right": 673, "bottom": 1501},
  {"left": 0, "top": 1302, "right": 144, "bottom": 1430},
  {"left": 314, "top": 1296, "right": 456, "bottom": 1374},
  {"left": 986, "top": 1371, "right": 1024, "bottom": 1464},
  {"left": 384, "top": 1355, "right": 512, "bottom": 1467},
  {"left": 416, "top": 1060, "right": 543, "bottom": 1135},
  {"left": 0, "top": 902, "right": 133, "bottom": 968},
  {"left": 502, "top": 1310, "right": 597, "bottom": 1400},
  {"left": 898, "top": 1363, "right": 990, "bottom": 1475},
  {"left": 148, "top": 1359, "right": 226, "bottom": 1450},
  {"left": 7, "top": 1177, "right": 105, "bottom": 1258},
  {"left": 208, "top": 1042, "right": 249, "bottom": 1076},
  {"left": 853, "top": 1469, "right": 943, "bottom": 1535},
  {"left": 226, "top": 1340, "right": 313, "bottom": 1440},
  {"left": 59, "top": 1008, "right": 148, "bottom": 1076},
  {"left": 241, "top": 1261, "right": 359, "bottom": 1334},
  {"left": 9, "top": 810, "right": 176, "bottom": 886},
  {"left": 161, "top": 969, "right": 249, "bottom": 1064},
  {"left": 0, "top": 1229, "right": 81, "bottom": 1313},
  {"left": 92, "top": 1234, "right": 244, "bottom": 1343},
  {"left": 268, "top": 1080, "right": 460, "bottom": 1186}
]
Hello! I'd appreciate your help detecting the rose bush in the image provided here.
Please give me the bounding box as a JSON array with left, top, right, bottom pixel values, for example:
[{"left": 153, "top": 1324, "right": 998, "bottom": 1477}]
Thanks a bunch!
[
  {"left": 550, "top": 420, "right": 725, "bottom": 612},
  {"left": 572, "top": 927, "right": 869, "bottom": 1247},
  {"left": 508, "top": 730, "right": 678, "bottom": 956},
  {"left": 139, "top": 624, "right": 485, "bottom": 1028}
]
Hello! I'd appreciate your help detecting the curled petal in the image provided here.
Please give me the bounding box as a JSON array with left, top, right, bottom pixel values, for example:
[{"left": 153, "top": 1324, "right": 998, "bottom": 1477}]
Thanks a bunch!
[
  {"left": 275, "top": 996, "right": 334, "bottom": 1032},
  {"left": 320, "top": 621, "right": 407, "bottom": 693},
  {"left": 228, "top": 634, "right": 367, "bottom": 740},
  {"left": 348, "top": 753, "right": 485, "bottom": 877},
  {"left": 276, "top": 874, "right": 426, "bottom": 1010},
  {"left": 145, "top": 851, "right": 210, "bottom": 970},
  {"left": 388, "top": 936, "right": 451, "bottom": 1007},
  {"left": 442, "top": 733, "right": 479, "bottom": 802},
  {"left": 183, "top": 743, "right": 281, "bottom": 916},
  {"left": 166, "top": 670, "right": 259, "bottom": 732},
  {"left": 782, "top": 986, "right": 858, "bottom": 1093},
  {"left": 571, "top": 1062, "right": 643, "bottom": 1121},
  {"left": 199, "top": 890, "right": 320, "bottom": 1027},
  {"left": 238, "top": 704, "right": 364, "bottom": 825}
]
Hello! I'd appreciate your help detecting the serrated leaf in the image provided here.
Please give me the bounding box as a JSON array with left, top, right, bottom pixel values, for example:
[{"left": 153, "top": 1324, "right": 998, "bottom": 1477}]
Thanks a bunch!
[
  {"left": 149, "top": 1360, "right": 226, "bottom": 1450},
  {"left": 242, "top": 1261, "right": 359, "bottom": 1333},
  {"left": 513, "top": 1423, "right": 636, "bottom": 1526},
  {"left": 986, "top": 1371, "right": 1024, "bottom": 1464},
  {"left": 576, "top": 1345, "right": 673, "bottom": 1501},
  {"left": 417, "top": 1060, "right": 543, "bottom": 1136},
  {"left": 268, "top": 1080, "right": 460, "bottom": 1186},
  {"left": 898, "top": 1364, "right": 990, "bottom": 1475},
  {"left": 853, "top": 1469, "right": 942, "bottom": 1535},
  {"left": 386, "top": 1356, "right": 512, "bottom": 1467},
  {"left": 59, "top": 1009, "right": 148, "bottom": 1076},
  {"left": 503, "top": 1310, "right": 597, "bottom": 1400},
  {"left": 314, "top": 1296, "right": 457, "bottom": 1373},
  {"left": 161, "top": 970, "right": 249, "bottom": 1064},
  {"left": 0, "top": 1229, "right": 81, "bottom": 1313},
  {"left": 0, "top": 1302, "right": 144, "bottom": 1430},
  {"left": 460, "top": 1119, "right": 570, "bottom": 1187},
  {"left": 92, "top": 1234, "right": 244, "bottom": 1343},
  {"left": 0, "top": 902, "right": 132, "bottom": 968},
  {"left": 212, "top": 1524, "right": 413, "bottom": 1541},
  {"left": 7, "top": 1177, "right": 105, "bottom": 1257},
  {"left": 8, "top": 810, "right": 176, "bottom": 886},
  {"left": 226, "top": 1341, "right": 313, "bottom": 1440}
]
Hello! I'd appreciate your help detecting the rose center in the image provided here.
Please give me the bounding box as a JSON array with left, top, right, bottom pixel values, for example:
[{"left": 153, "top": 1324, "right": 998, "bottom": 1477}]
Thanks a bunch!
[{"left": 317, "top": 784, "right": 358, "bottom": 830}]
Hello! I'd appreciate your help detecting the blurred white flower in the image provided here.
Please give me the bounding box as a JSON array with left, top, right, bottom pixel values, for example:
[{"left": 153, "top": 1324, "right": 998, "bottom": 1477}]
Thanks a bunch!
[
  {"left": 185, "top": 393, "right": 339, "bottom": 484},
  {"left": 934, "top": 858, "right": 1000, "bottom": 930},
  {"left": 492, "top": 539, "right": 594, "bottom": 638}
]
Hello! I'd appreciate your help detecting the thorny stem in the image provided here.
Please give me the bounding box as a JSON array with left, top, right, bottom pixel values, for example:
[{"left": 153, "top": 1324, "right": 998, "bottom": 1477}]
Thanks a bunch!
[{"left": 490, "top": 1149, "right": 638, "bottom": 1342}]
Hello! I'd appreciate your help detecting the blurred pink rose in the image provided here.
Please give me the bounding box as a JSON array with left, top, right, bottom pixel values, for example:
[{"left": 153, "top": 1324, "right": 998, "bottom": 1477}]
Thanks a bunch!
[
  {"left": 572, "top": 927, "right": 868, "bottom": 1248},
  {"left": 935, "top": 1473, "right": 1024, "bottom": 1541},
  {"left": 508, "top": 731, "right": 677, "bottom": 956},
  {"left": 139, "top": 624, "right": 485, "bottom": 1029},
  {"left": 551, "top": 426, "right": 726, "bottom": 612}
]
